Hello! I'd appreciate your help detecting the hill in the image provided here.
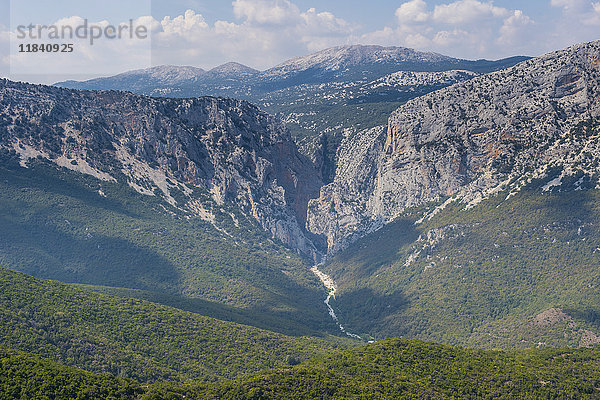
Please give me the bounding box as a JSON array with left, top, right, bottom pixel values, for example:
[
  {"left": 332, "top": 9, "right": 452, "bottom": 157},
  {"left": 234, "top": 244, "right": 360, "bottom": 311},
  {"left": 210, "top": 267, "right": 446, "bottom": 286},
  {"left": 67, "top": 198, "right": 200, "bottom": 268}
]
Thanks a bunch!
[
  {"left": 0, "top": 145, "right": 334, "bottom": 335},
  {"left": 189, "top": 339, "right": 600, "bottom": 399},
  {"left": 0, "top": 267, "right": 348, "bottom": 383},
  {"left": 0, "top": 346, "right": 142, "bottom": 400},
  {"left": 5, "top": 339, "right": 600, "bottom": 399},
  {"left": 321, "top": 184, "right": 600, "bottom": 348}
]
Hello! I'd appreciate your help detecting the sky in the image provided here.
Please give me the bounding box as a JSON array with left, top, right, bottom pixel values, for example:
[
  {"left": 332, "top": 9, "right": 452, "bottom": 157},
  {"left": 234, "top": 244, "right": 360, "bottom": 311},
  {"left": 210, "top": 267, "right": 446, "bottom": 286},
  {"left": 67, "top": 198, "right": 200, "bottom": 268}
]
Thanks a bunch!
[{"left": 0, "top": 0, "right": 599, "bottom": 83}]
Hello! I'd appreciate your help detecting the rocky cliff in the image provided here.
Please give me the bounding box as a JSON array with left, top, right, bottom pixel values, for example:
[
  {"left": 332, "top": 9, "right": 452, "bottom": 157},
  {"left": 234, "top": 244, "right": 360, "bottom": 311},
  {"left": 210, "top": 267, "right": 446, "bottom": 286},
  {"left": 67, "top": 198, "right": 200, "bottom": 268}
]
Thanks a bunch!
[
  {"left": 308, "top": 40, "right": 600, "bottom": 254},
  {"left": 0, "top": 80, "right": 323, "bottom": 258}
]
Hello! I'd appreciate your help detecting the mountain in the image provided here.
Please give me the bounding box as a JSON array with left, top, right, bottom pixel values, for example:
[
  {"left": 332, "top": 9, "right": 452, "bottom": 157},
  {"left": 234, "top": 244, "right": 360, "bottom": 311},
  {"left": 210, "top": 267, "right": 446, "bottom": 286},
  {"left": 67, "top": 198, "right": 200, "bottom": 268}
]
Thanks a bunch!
[
  {"left": 308, "top": 40, "right": 600, "bottom": 253},
  {"left": 0, "top": 78, "right": 347, "bottom": 339},
  {"left": 55, "top": 45, "right": 529, "bottom": 183},
  {"left": 5, "top": 339, "right": 600, "bottom": 399},
  {"left": 301, "top": 40, "right": 600, "bottom": 347},
  {"left": 59, "top": 65, "right": 206, "bottom": 93},
  {"left": 260, "top": 45, "right": 526, "bottom": 84},
  {"left": 0, "top": 79, "right": 322, "bottom": 258},
  {"left": 206, "top": 62, "right": 259, "bottom": 78},
  {"left": 0, "top": 267, "right": 347, "bottom": 383},
  {"left": 56, "top": 45, "right": 526, "bottom": 94}
]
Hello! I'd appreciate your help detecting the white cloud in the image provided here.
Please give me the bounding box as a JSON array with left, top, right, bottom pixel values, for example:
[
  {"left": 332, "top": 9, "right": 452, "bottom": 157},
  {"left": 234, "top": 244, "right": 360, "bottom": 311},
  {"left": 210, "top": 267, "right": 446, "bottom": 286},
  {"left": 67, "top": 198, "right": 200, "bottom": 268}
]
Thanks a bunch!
[
  {"left": 232, "top": 0, "right": 301, "bottom": 25},
  {"left": 433, "top": 29, "right": 470, "bottom": 46},
  {"left": 395, "top": 0, "right": 430, "bottom": 24},
  {"left": 148, "top": 3, "right": 355, "bottom": 69},
  {"left": 161, "top": 10, "right": 209, "bottom": 35},
  {"left": 362, "top": 0, "right": 533, "bottom": 59},
  {"left": 550, "top": 0, "right": 587, "bottom": 10},
  {"left": 498, "top": 10, "right": 534, "bottom": 45},
  {"left": 432, "top": 0, "right": 509, "bottom": 24},
  {"left": 2, "top": 0, "right": 600, "bottom": 84},
  {"left": 550, "top": 0, "right": 600, "bottom": 28}
]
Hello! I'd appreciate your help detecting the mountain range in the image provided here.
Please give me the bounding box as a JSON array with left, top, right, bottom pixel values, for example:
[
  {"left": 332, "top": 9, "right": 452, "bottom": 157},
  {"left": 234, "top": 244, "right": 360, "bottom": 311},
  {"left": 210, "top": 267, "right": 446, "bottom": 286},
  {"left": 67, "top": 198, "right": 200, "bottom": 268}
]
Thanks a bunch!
[
  {"left": 2, "top": 40, "right": 600, "bottom": 398},
  {"left": 56, "top": 45, "right": 530, "bottom": 183}
]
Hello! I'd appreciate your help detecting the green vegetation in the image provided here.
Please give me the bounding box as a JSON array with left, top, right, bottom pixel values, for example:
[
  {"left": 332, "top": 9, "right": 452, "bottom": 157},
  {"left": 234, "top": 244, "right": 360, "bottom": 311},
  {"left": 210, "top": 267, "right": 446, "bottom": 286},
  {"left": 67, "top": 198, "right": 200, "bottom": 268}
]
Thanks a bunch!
[
  {"left": 5, "top": 339, "right": 600, "bottom": 399},
  {"left": 0, "top": 267, "right": 347, "bottom": 383},
  {"left": 190, "top": 339, "right": 600, "bottom": 399},
  {"left": 0, "top": 346, "right": 142, "bottom": 400},
  {"left": 0, "top": 153, "right": 333, "bottom": 334},
  {"left": 324, "top": 181, "right": 600, "bottom": 348}
]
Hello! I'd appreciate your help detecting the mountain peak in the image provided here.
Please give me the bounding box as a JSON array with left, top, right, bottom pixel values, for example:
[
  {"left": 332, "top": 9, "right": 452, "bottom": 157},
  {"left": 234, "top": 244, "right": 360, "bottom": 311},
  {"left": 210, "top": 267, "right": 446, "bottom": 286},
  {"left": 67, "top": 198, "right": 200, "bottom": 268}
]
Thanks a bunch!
[
  {"left": 125, "top": 65, "right": 206, "bottom": 81},
  {"left": 208, "top": 62, "right": 258, "bottom": 76},
  {"left": 267, "top": 44, "right": 455, "bottom": 75}
]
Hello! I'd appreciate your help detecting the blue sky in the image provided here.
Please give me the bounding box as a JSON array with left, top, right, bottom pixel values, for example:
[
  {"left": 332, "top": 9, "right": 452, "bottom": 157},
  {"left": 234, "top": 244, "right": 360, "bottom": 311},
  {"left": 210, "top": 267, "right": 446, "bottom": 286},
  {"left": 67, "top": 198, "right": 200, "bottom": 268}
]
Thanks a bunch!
[{"left": 1, "top": 0, "right": 598, "bottom": 83}]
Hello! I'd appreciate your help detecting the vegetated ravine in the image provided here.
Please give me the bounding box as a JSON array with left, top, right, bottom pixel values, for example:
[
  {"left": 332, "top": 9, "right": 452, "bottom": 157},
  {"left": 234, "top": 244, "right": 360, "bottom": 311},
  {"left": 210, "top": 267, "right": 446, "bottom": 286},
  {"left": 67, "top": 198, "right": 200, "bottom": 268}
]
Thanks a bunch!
[{"left": 311, "top": 264, "right": 366, "bottom": 341}]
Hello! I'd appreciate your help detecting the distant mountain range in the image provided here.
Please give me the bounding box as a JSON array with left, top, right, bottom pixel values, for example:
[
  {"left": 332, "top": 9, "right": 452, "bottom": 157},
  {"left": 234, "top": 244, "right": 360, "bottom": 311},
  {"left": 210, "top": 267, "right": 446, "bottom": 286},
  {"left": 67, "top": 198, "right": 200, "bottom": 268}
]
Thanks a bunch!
[
  {"left": 56, "top": 45, "right": 530, "bottom": 183},
  {"left": 56, "top": 45, "right": 529, "bottom": 95}
]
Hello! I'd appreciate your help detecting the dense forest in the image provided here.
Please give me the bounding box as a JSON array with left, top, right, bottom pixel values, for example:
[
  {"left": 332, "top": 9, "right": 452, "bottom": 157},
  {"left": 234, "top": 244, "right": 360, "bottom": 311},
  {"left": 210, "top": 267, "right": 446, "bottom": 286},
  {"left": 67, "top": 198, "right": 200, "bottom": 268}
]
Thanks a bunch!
[
  {"left": 0, "top": 267, "right": 347, "bottom": 383},
  {"left": 3, "top": 339, "right": 600, "bottom": 399}
]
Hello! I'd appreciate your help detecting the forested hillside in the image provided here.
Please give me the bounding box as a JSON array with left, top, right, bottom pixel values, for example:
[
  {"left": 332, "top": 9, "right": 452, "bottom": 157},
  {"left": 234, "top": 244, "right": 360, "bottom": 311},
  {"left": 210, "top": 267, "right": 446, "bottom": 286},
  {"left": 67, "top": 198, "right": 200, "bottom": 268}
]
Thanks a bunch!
[
  {"left": 0, "top": 267, "right": 347, "bottom": 383},
  {"left": 4, "top": 340, "right": 600, "bottom": 399}
]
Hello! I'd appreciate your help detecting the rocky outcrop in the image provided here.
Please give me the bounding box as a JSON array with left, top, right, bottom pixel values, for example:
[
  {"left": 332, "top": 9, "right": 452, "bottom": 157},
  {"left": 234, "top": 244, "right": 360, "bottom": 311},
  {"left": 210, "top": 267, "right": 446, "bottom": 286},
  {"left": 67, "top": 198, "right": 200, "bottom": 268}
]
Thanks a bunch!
[
  {"left": 0, "top": 80, "right": 323, "bottom": 258},
  {"left": 308, "top": 40, "right": 600, "bottom": 254}
]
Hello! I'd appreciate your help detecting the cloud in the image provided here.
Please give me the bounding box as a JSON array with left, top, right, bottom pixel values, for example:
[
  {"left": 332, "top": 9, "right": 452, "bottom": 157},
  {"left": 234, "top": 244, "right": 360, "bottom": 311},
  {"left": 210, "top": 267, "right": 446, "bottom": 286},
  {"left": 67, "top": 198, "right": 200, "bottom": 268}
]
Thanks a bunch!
[
  {"left": 550, "top": 0, "right": 600, "bottom": 31},
  {"left": 395, "top": 0, "right": 430, "bottom": 24},
  {"left": 5, "top": 14, "right": 153, "bottom": 82},
  {"left": 498, "top": 10, "right": 534, "bottom": 45},
  {"left": 550, "top": 0, "right": 587, "bottom": 10},
  {"left": 360, "top": 0, "right": 533, "bottom": 59},
  {"left": 161, "top": 9, "right": 209, "bottom": 35},
  {"left": 149, "top": 2, "right": 355, "bottom": 69},
  {"left": 2, "top": 0, "right": 600, "bottom": 85},
  {"left": 232, "top": 0, "right": 301, "bottom": 25},
  {"left": 432, "top": 29, "right": 470, "bottom": 47},
  {"left": 550, "top": 0, "right": 600, "bottom": 23},
  {"left": 433, "top": 0, "right": 509, "bottom": 24}
]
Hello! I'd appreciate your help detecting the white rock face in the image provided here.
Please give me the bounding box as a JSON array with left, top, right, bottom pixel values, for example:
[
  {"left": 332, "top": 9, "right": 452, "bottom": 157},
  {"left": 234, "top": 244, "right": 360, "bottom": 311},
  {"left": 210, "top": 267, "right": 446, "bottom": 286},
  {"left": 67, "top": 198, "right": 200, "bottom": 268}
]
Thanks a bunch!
[
  {"left": 0, "top": 81, "right": 323, "bottom": 259},
  {"left": 369, "top": 70, "right": 478, "bottom": 89},
  {"left": 308, "top": 40, "right": 600, "bottom": 254}
]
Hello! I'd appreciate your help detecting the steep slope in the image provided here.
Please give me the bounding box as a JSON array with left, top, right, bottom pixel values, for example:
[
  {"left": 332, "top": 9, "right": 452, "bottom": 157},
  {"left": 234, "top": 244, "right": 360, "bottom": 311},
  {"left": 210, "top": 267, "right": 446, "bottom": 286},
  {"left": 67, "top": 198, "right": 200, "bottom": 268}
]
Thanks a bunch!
[
  {"left": 0, "top": 267, "right": 348, "bottom": 383},
  {"left": 308, "top": 40, "right": 600, "bottom": 253},
  {"left": 0, "top": 79, "right": 322, "bottom": 258},
  {"left": 55, "top": 45, "right": 528, "bottom": 183},
  {"left": 301, "top": 40, "right": 600, "bottom": 347},
  {"left": 321, "top": 184, "right": 600, "bottom": 347},
  {"left": 0, "top": 148, "right": 334, "bottom": 335}
]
